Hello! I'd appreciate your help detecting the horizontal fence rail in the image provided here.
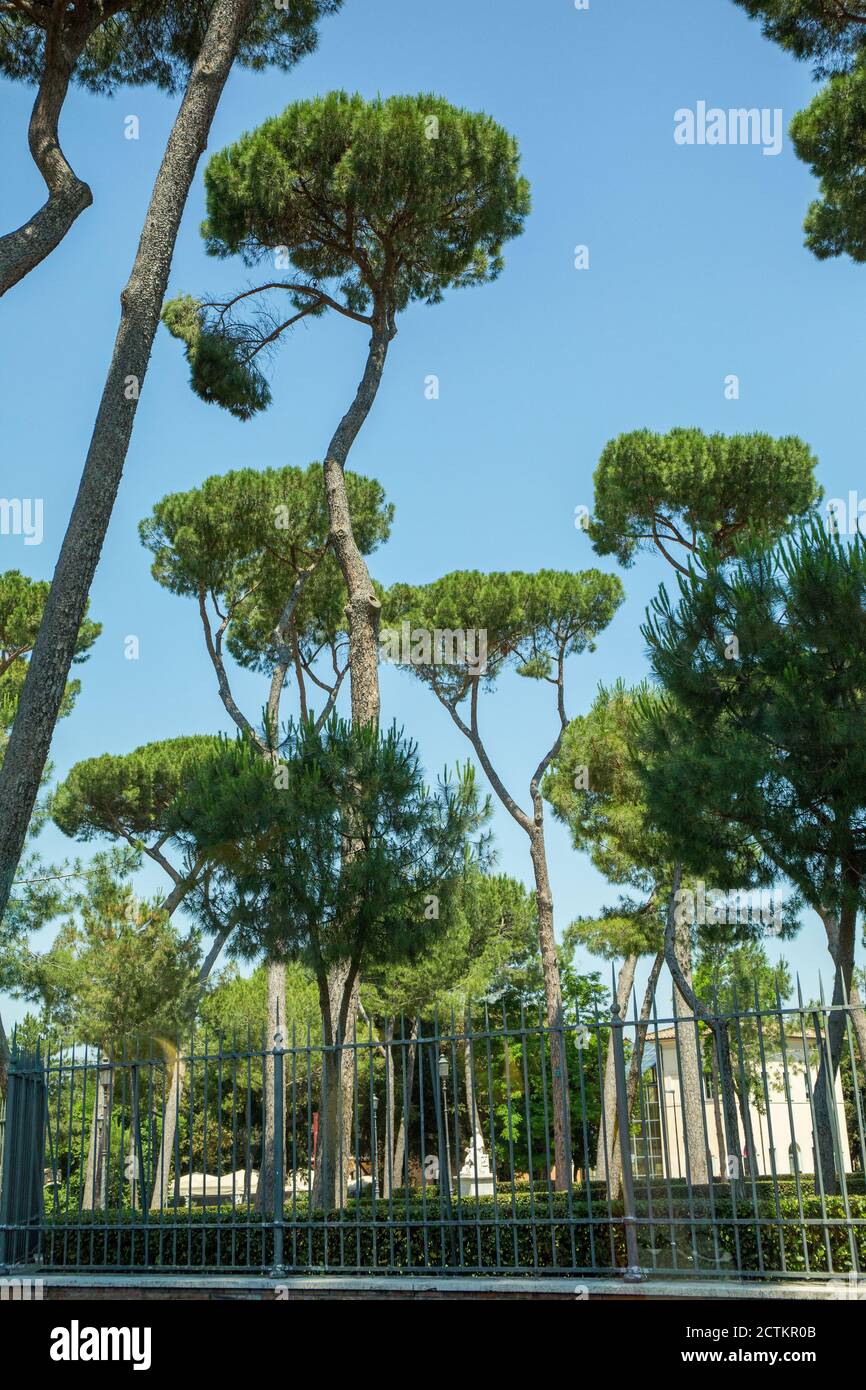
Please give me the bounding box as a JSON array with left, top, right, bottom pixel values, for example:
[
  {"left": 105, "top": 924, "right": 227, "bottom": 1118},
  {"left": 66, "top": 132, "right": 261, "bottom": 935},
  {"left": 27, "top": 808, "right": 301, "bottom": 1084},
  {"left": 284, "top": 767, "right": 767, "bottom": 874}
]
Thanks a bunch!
[{"left": 1, "top": 994, "right": 864, "bottom": 1281}]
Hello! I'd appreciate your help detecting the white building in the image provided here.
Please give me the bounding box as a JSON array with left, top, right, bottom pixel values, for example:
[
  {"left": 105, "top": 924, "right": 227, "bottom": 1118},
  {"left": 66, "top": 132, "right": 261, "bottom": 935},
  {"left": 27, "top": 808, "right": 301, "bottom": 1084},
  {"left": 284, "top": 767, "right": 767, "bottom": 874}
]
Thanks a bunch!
[{"left": 632, "top": 1026, "right": 852, "bottom": 1181}]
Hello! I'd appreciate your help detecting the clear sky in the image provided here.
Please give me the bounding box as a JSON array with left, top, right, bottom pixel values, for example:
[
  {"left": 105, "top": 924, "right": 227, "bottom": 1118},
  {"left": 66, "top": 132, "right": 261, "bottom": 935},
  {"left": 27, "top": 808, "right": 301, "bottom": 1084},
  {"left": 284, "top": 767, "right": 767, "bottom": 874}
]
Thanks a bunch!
[{"left": 1, "top": 0, "right": 860, "bottom": 1028}]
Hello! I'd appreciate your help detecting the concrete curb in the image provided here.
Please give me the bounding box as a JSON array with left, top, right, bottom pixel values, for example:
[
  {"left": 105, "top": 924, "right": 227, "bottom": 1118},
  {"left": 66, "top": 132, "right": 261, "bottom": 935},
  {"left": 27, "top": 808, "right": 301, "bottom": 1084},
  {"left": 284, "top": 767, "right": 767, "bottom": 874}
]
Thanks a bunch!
[{"left": 10, "top": 1272, "right": 858, "bottom": 1301}]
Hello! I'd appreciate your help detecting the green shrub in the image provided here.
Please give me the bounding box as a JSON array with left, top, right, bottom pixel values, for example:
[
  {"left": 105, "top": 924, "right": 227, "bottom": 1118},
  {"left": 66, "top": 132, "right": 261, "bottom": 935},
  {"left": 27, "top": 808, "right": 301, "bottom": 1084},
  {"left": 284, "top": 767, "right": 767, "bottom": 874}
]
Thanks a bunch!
[{"left": 37, "top": 1189, "right": 866, "bottom": 1276}]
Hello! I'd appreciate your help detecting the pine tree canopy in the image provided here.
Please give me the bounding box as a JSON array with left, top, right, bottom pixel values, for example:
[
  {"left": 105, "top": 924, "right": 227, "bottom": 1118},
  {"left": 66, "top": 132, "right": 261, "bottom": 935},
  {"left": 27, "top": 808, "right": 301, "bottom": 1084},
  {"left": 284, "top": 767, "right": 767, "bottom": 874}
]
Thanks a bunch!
[
  {"left": 0, "top": 569, "right": 100, "bottom": 736},
  {"left": 544, "top": 680, "right": 670, "bottom": 893},
  {"left": 52, "top": 737, "right": 221, "bottom": 843},
  {"left": 588, "top": 429, "right": 821, "bottom": 572},
  {"left": 140, "top": 463, "right": 392, "bottom": 678},
  {"left": 639, "top": 521, "right": 866, "bottom": 921},
  {"left": 0, "top": 1, "right": 342, "bottom": 96},
  {"left": 168, "top": 719, "right": 490, "bottom": 979},
  {"left": 734, "top": 3, "right": 866, "bottom": 261},
  {"left": 162, "top": 91, "right": 529, "bottom": 416},
  {"left": 790, "top": 59, "right": 866, "bottom": 260},
  {"left": 382, "top": 569, "right": 623, "bottom": 703},
  {"left": 733, "top": 2, "right": 866, "bottom": 76},
  {"left": 361, "top": 870, "right": 537, "bottom": 1019}
]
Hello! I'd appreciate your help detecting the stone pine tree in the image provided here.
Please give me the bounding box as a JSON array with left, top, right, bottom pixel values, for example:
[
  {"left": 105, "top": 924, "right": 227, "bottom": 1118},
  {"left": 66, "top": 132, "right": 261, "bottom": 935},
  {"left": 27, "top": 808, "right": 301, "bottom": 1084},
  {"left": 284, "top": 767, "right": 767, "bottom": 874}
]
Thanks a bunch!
[
  {"left": 169, "top": 718, "right": 488, "bottom": 1213},
  {"left": 640, "top": 522, "right": 866, "bottom": 1190},
  {"left": 140, "top": 461, "right": 392, "bottom": 1200},
  {"left": 0, "top": 0, "right": 342, "bottom": 933},
  {"left": 584, "top": 427, "right": 821, "bottom": 1183},
  {"left": 733, "top": 1, "right": 866, "bottom": 259},
  {"left": 0, "top": 1, "right": 342, "bottom": 296},
  {"left": 161, "top": 90, "right": 530, "bottom": 732},
  {"left": 587, "top": 429, "right": 820, "bottom": 577},
  {"left": 382, "top": 569, "right": 624, "bottom": 1188},
  {"left": 0, "top": 570, "right": 99, "bottom": 1084}
]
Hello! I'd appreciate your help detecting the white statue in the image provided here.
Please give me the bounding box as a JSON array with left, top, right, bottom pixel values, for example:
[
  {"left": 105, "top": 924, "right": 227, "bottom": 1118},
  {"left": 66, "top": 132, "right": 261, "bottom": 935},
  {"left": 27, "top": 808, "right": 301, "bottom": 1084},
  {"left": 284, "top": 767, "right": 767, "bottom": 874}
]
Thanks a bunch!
[{"left": 460, "top": 1133, "right": 492, "bottom": 1179}]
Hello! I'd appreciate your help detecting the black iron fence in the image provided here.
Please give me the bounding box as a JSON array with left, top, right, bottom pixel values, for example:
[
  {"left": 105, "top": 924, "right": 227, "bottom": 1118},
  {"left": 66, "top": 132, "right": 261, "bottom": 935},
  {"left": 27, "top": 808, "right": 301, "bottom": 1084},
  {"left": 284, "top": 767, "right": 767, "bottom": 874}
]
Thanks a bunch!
[{"left": 1, "top": 991, "right": 864, "bottom": 1281}]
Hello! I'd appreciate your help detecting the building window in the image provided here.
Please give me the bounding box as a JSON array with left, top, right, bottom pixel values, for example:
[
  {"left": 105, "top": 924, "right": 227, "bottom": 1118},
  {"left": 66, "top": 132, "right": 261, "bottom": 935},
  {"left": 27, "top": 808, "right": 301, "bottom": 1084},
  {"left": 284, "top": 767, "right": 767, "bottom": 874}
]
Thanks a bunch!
[{"left": 631, "top": 1066, "right": 664, "bottom": 1179}]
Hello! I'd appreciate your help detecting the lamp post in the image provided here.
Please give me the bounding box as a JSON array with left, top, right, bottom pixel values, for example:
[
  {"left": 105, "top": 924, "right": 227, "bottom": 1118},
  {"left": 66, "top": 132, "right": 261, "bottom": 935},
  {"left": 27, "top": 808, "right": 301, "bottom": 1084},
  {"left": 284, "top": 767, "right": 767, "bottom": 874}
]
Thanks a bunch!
[
  {"left": 372, "top": 1094, "right": 379, "bottom": 1202},
  {"left": 438, "top": 1053, "right": 452, "bottom": 1192}
]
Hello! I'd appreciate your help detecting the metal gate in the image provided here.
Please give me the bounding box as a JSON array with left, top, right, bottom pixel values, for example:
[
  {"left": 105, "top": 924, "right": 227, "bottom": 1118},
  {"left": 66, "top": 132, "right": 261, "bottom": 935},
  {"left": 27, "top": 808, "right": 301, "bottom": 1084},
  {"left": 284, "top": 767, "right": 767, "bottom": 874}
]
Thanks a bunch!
[{"left": 0, "top": 1049, "right": 46, "bottom": 1269}]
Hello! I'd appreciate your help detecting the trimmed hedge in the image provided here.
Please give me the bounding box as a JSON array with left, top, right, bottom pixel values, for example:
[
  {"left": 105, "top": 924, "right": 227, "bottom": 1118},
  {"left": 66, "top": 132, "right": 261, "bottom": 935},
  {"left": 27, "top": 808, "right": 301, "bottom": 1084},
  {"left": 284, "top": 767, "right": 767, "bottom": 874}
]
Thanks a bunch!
[{"left": 35, "top": 1189, "right": 866, "bottom": 1276}]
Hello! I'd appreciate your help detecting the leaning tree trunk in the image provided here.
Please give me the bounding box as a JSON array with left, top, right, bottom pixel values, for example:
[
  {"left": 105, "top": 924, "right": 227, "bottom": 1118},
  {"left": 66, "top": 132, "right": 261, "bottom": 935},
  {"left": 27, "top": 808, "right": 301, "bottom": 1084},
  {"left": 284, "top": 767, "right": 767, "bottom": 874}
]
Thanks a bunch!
[
  {"left": 597, "top": 954, "right": 638, "bottom": 1189},
  {"left": 529, "top": 825, "right": 572, "bottom": 1190},
  {"left": 0, "top": 0, "right": 257, "bottom": 929},
  {"left": 608, "top": 947, "right": 664, "bottom": 1196},
  {"left": 316, "top": 315, "right": 394, "bottom": 1190},
  {"left": 321, "top": 316, "right": 393, "bottom": 730},
  {"left": 149, "top": 1057, "right": 185, "bottom": 1211},
  {"left": 392, "top": 1019, "right": 418, "bottom": 1188},
  {"left": 0, "top": 10, "right": 93, "bottom": 297},
  {"left": 255, "top": 960, "right": 287, "bottom": 1215}
]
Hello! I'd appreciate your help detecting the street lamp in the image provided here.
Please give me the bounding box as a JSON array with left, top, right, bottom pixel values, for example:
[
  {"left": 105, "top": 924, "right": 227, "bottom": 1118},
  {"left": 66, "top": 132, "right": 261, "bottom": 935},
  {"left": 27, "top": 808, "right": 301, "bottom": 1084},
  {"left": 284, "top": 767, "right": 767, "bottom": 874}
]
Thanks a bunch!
[
  {"left": 372, "top": 1095, "right": 379, "bottom": 1201},
  {"left": 438, "top": 1053, "right": 451, "bottom": 1193}
]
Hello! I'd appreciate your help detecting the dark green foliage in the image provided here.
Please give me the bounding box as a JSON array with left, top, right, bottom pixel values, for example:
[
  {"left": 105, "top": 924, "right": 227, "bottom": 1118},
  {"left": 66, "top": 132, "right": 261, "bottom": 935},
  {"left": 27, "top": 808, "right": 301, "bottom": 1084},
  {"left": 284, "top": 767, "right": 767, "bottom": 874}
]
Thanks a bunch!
[
  {"left": 734, "top": 2, "right": 866, "bottom": 260},
  {"left": 733, "top": 1, "right": 866, "bottom": 77},
  {"left": 0, "top": 569, "right": 100, "bottom": 736},
  {"left": 382, "top": 569, "right": 624, "bottom": 704},
  {"left": 140, "top": 462, "right": 391, "bottom": 681},
  {"left": 640, "top": 522, "right": 866, "bottom": 919},
  {"left": 38, "top": 1186, "right": 866, "bottom": 1273},
  {"left": 791, "top": 60, "right": 866, "bottom": 260},
  {"left": 588, "top": 430, "right": 821, "bottom": 572},
  {"left": 201, "top": 91, "right": 529, "bottom": 308},
  {"left": 163, "top": 91, "right": 529, "bottom": 416},
  {"left": 52, "top": 737, "right": 221, "bottom": 843},
  {"left": 169, "top": 719, "right": 489, "bottom": 980},
  {"left": 1, "top": 1, "right": 343, "bottom": 96},
  {"left": 160, "top": 296, "right": 272, "bottom": 421}
]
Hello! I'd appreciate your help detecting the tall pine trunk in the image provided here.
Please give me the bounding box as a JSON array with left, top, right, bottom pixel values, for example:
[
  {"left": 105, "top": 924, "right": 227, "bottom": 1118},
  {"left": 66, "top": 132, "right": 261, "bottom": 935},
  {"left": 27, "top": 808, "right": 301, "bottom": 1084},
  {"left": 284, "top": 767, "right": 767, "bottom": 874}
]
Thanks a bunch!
[
  {"left": 608, "top": 947, "right": 664, "bottom": 1195},
  {"left": 316, "top": 316, "right": 393, "bottom": 1198},
  {"left": 0, "top": 0, "right": 257, "bottom": 929},
  {"left": 597, "top": 954, "right": 638, "bottom": 1186}
]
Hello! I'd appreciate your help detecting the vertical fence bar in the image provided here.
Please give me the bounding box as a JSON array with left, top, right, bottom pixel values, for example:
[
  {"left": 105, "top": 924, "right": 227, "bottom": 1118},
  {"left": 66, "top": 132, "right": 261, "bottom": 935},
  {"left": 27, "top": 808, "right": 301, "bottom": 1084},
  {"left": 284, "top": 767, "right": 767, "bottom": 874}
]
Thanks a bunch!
[{"left": 272, "top": 1025, "right": 285, "bottom": 1278}]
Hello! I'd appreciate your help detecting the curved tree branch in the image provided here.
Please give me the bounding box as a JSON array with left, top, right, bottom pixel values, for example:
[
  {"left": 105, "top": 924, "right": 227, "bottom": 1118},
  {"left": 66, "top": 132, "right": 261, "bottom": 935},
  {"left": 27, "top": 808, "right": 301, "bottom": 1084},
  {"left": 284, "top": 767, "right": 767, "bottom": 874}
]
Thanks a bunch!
[{"left": 0, "top": 2, "right": 94, "bottom": 297}]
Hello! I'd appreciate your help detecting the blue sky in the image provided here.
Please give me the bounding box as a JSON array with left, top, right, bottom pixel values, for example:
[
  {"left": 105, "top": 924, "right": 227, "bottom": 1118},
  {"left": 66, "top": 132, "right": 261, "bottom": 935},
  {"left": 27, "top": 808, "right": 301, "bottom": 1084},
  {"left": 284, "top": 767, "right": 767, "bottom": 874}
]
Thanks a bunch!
[{"left": 1, "top": 0, "right": 861, "bottom": 1026}]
